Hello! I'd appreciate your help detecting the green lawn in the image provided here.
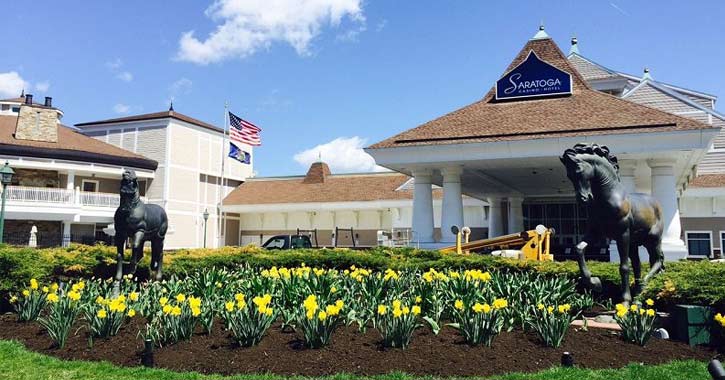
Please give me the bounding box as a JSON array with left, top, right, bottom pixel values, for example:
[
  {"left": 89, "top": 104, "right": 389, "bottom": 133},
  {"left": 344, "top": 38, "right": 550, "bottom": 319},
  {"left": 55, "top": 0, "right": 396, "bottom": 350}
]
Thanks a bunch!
[{"left": 0, "top": 340, "right": 710, "bottom": 380}]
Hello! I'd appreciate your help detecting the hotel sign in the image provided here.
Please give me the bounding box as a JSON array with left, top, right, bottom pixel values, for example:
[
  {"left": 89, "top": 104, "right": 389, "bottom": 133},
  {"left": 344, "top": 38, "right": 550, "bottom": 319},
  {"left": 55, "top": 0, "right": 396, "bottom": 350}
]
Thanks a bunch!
[{"left": 495, "top": 51, "right": 572, "bottom": 100}]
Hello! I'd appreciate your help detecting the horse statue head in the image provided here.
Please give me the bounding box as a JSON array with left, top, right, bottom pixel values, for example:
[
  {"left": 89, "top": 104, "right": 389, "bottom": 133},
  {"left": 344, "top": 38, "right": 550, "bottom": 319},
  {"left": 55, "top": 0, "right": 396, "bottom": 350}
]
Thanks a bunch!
[
  {"left": 120, "top": 170, "right": 140, "bottom": 209},
  {"left": 559, "top": 143, "right": 620, "bottom": 204}
]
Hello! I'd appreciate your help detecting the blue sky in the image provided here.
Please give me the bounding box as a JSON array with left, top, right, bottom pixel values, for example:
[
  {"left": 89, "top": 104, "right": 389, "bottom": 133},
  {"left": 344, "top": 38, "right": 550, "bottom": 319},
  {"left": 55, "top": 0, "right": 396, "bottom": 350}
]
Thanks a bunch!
[{"left": 1, "top": 1, "right": 723, "bottom": 177}]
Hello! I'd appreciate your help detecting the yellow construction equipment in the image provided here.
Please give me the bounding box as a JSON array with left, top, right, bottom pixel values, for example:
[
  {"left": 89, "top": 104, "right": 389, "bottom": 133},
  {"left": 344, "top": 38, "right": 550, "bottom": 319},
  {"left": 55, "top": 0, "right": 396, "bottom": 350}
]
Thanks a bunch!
[{"left": 440, "top": 224, "right": 554, "bottom": 261}]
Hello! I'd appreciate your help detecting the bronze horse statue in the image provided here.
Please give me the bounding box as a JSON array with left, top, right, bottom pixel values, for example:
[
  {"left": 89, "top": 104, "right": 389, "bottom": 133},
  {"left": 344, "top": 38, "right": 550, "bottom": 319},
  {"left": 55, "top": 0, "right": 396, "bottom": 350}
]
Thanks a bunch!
[
  {"left": 113, "top": 170, "right": 168, "bottom": 294},
  {"left": 560, "top": 143, "right": 664, "bottom": 304}
]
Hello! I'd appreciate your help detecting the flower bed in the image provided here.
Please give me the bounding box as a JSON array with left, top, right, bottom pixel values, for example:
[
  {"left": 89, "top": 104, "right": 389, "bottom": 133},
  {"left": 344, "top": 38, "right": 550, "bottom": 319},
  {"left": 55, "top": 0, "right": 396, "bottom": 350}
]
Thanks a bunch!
[
  {"left": 2, "top": 244, "right": 725, "bottom": 313},
  {"left": 0, "top": 265, "right": 715, "bottom": 377}
]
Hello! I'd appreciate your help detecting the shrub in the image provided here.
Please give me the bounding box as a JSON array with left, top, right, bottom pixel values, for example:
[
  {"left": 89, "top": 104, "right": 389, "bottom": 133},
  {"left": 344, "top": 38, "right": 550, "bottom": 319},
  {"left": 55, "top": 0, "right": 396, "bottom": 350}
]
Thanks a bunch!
[
  {"left": 614, "top": 300, "right": 657, "bottom": 346},
  {"left": 528, "top": 303, "right": 577, "bottom": 347},
  {"left": 375, "top": 299, "right": 421, "bottom": 349},
  {"left": 222, "top": 293, "right": 277, "bottom": 347}
]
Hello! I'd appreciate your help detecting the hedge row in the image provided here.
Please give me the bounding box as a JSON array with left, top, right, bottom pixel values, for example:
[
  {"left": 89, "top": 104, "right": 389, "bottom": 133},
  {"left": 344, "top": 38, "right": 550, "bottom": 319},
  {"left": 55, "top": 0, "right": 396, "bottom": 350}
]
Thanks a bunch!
[{"left": 1, "top": 244, "right": 723, "bottom": 312}]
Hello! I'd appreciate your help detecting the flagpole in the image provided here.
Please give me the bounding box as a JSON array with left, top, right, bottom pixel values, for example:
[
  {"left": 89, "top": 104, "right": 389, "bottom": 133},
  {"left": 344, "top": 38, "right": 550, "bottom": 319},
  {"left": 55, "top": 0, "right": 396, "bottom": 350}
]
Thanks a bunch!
[{"left": 217, "top": 102, "right": 229, "bottom": 248}]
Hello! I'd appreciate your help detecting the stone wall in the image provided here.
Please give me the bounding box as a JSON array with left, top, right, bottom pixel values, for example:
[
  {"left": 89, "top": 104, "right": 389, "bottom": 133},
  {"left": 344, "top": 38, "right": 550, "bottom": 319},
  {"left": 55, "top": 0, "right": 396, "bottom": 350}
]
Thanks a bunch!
[
  {"left": 14, "top": 105, "right": 58, "bottom": 142},
  {"left": 11, "top": 169, "right": 60, "bottom": 187}
]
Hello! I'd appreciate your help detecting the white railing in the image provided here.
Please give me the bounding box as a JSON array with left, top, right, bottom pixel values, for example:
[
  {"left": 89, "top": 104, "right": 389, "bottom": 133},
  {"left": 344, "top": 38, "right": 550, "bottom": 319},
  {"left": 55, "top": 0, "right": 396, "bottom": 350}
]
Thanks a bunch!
[
  {"left": 80, "top": 191, "right": 120, "bottom": 208},
  {"left": 5, "top": 186, "right": 74, "bottom": 204},
  {"left": 3, "top": 186, "right": 142, "bottom": 209}
]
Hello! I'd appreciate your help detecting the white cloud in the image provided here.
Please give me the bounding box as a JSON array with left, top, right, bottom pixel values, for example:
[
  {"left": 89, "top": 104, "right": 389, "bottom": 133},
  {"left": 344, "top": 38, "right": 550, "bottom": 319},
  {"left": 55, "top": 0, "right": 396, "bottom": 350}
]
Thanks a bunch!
[
  {"left": 293, "top": 136, "right": 387, "bottom": 173},
  {"left": 106, "top": 59, "right": 133, "bottom": 82},
  {"left": 0, "top": 71, "right": 28, "bottom": 98},
  {"left": 170, "top": 78, "right": 193, "bottom": 95},
  {"left": 34, "top": 81, "right": 50, "bottom": 93},
  {"left": 106, "top": 58, "right": 123, "bottom": 70},
  {"left": 116, "top": 71, "right": 133, "bottom": 82},
  {"left": 176, "top": 0, "right": 365, "bottom": 64},
  {"left": 113, "top": 103, "right": 131, "bottom": 114}
]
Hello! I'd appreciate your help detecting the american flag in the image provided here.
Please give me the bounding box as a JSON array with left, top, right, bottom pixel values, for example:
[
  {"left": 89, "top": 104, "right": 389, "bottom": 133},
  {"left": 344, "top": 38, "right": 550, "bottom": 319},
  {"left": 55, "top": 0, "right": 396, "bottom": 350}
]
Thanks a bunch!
[{"left": 228, "top": 111, "right": 261, "bottom": 146}]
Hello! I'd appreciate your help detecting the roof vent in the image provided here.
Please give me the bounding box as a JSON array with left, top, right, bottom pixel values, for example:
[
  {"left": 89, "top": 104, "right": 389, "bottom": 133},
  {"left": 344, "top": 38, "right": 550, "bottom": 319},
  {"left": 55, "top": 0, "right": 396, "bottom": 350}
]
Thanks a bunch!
[
  {"left": 44, "top": 97, "right": 52, "bottom": 107},
  {"left": 569, "top": 37, "right": 579, "bottom": 55},
  {"left": 531, "top": 24, "right": 549, "bottom": 40},
  {"left": 642, "top": 67, "right": 652, "bottom": 80},
  {"left": 303, "top": 162, "right": 331, "bottom": 184},
  {"left": 24, "top": 94, "right": 33, "bottom": 105}
]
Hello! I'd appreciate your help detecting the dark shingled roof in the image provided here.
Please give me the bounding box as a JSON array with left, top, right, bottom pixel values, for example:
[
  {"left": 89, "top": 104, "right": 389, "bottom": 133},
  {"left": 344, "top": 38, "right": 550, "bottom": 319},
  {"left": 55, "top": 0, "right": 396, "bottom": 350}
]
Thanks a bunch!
[
  {"left": 75, "top": 110, "right": 221, "bottom": 133},
  {"left": 368, "top": 37, "right": 714, "bottom": 149},
  {"left": 0, "top": 115, "right": 157, "bottom": 170}
]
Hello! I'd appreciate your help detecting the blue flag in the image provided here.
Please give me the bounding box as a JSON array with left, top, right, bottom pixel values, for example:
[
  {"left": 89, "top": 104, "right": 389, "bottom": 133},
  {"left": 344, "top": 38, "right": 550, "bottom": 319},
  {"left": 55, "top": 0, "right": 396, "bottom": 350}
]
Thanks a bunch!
[{"left": 228, "top": 142, "right": 251, "bottom": 164}]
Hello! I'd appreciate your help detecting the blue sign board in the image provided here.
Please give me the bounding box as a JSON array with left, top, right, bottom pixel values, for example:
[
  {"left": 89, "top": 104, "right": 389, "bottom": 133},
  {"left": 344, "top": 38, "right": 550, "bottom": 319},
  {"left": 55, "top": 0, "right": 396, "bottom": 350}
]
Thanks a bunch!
[{"left": 495, "top": 51, "right": 572, "bottom": 100}]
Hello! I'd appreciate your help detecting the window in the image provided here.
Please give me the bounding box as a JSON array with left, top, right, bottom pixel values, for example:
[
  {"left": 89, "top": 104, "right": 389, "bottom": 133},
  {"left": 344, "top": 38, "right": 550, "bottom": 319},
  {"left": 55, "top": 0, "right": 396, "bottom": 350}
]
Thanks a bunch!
[
  {"left": 81, "top": 179, "right": 99, "bottom": 192},
  {"left": 686, "top": 231, "right": 712, "bottom": 257},
  {"left": 11, "top": 107, "right": 20, "bottom": 113}
]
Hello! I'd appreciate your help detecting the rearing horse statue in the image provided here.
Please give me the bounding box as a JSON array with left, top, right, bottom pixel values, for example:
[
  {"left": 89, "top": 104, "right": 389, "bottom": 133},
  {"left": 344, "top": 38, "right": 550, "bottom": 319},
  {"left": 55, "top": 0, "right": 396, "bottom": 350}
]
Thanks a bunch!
[
  {"left": 560, "top": 143, "right": 664, "bottom": 304},
  {"left": 113, "top": 170, "right": 168, "bottom": 294}
]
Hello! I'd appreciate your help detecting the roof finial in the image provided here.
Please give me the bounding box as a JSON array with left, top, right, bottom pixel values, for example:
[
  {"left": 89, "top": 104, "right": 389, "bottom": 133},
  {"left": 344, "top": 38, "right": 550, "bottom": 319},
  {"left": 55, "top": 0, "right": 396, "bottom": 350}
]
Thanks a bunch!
[
  {"left": 532, "top": 22, "right": 549, "bottom": 40},
  {"left": 569, "top": 36, "right": 579, "bottom": 55},
  {"left": 20, "top": 88, "right": 24, "bottom": 97},
  {"left": 169, "top": 101, "right": 174, "bottom": 112},
  {"left": 642, "top": 67, "right": 652, "bottom": 80},
  {"left": 318, "top": 150, "right": 322, "bottom": 163}
]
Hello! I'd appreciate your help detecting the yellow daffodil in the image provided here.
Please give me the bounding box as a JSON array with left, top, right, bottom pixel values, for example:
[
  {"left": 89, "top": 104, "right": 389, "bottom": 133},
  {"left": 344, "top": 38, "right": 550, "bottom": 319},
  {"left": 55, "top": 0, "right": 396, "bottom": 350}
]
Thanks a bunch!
[
  {"left": 176, "top": 293, "right": 186, "bottom": 303},
  {"left": 159, "top": 297, "right": 169, "bottom": 307},
  {"left": 51, "top": 283, "right": 59, "bottom": 292},
  {"left": 392, "top": 307, "right": 403, "bottom": 318},
  {"left": 22, "top": 290, "right": 30, "bottom": 297},
  {"left": 47, "top": 293, "right": 59, "bottom": 303},
  {"left": 402, "top": 306, "right": 410, "bottom": 315},
  {"left": 225, "top": 301, "right": 235, "bottom": 312},
  {"left": 171, "top": 306, "right": 182, "bottom": 316},
  {"left": 42, "top": 286, "right": 49, "bottom": 293},
  {"left": 127, "top": 309, "right": 136, "bottom": 317},
  {"left": 412, "top": 305, "right": 421, "bottom": 315},
  {"left": 67, "top": 291, "right": 81, "bottom": 301},
  {"left": 454, "top": 299, "right": 464, "bottom": 310},
  {"left": 129, "top": 292, "right": 139, "bottom": 302},
  {"left": 29, "top": 279, "right": 38, "bottom": 290},
  {"left": 493, "top": 298, "right": 508, "bottom": 310},
  {"left": 415, "top": 296, "right": 422, "bottom": 304},
  {"left": 646, "top": 309, "right": 655, "bottom": 317},
  {"left": 9, "top": 295, "right": 17, "bottom": 303},
  {"left": 162, "top": 304, "right": 173, "bottom": 314},
  {"left": 392, "top": 300, "right": 402, "bottom": 310},
  {"left": 330, "top": 286, "right": 337, "bottom": 293},
  {"left": 318, "top": 311, "right": 327, "bottom": 321},
  {"left": 97, "top": 309, "right": 107, "bottom": 319},
  {"left": 645, "top": 299, "right": 654, "bottom": 306},
  {"left": 378, "top": 305, "right": 387, "bottom": 315}
]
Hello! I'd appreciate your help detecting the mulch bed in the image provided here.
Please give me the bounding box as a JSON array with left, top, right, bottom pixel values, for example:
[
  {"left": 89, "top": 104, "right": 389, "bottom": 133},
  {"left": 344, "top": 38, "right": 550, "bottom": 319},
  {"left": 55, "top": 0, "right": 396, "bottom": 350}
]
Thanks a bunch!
[{"left": 0, "top": 313, "right": 715, "bottom": 377}]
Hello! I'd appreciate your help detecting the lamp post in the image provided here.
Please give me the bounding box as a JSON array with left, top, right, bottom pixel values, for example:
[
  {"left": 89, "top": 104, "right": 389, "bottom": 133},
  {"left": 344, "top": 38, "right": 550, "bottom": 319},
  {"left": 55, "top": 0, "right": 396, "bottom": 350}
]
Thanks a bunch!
[
  {"left": 0, "top": 162, "right": 15, "bottom": 244},
  {"left": 202, "top": 208, "right": 209, "bottom": 248}
]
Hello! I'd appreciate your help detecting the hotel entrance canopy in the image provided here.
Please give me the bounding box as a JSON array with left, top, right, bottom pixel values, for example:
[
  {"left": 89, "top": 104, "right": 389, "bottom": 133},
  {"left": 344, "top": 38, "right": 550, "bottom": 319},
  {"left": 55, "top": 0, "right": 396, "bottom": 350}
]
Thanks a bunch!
[{"left": 365, "top": 28, "right": 719, "bottom": 260}]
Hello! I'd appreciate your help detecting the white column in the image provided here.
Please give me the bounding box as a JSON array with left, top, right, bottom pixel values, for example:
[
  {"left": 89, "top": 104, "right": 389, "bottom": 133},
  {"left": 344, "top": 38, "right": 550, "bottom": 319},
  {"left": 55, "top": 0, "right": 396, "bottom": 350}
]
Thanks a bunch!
[
  {"left": 507, "top": 197, "right": 524, "bottom": 234},
  {"left": 440, "top": 166, "right": 464, "bottom": 243},
  {"left": 647, "top": 159, "right": 687, "bottom": 260},
  {"left": 412, "top": 169, "right": 435, "bottom": 243},
  {"left": 618, "top": 160, "right": 637, "bottom": 194},
  {"left": 66, "top": 171, "right": 75, "bottom": 190},
  {"left": 487, "top": 197, "right": 503, "bottom": 238},
  {"left": 62, "top": 222, "right": 71, "bottom": 247}
]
